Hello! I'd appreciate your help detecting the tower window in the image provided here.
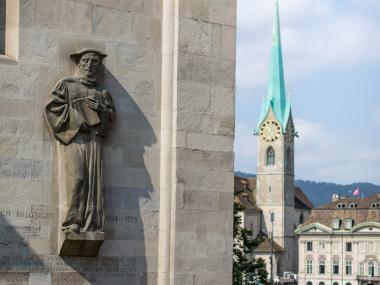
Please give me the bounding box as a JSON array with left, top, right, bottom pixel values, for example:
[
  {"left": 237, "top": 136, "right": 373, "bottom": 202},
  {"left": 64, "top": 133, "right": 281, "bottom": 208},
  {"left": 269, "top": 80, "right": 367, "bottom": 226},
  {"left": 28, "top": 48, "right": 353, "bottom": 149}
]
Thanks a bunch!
[{"left": 266, "top": 146, "right": 275, "bottom": 166}]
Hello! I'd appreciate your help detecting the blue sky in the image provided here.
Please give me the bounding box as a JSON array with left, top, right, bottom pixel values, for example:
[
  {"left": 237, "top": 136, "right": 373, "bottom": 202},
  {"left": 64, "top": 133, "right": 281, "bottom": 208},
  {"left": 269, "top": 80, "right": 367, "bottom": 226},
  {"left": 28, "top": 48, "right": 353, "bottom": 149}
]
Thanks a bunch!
[{"left": 234, "top": 0, "right": 380, "bottom": 185}]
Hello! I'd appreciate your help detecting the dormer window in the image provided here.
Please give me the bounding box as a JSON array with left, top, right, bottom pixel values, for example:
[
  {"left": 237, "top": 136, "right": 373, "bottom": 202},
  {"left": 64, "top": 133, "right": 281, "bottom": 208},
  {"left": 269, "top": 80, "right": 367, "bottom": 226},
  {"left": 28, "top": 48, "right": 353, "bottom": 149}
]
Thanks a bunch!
[
  {"left": 348, "top": 203, "right": 358, "bottom": 209},
  {"left": 345, "top": 219, "right": 353, "bottom": 230},
  {"left": 337, "top": 203, "right": 346, "bottom": 209},
  {"left": 332, "top": 219, "right": 341, "bottom": 230},
  {"left": 370, "top": 203, "right": 380, "bottom": 208}
]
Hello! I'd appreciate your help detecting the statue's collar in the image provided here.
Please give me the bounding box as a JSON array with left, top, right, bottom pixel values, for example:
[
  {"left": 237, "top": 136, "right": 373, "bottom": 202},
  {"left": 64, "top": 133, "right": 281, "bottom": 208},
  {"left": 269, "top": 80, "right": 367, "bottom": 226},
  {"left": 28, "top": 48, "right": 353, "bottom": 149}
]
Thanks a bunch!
[{"left": 79, "top": 77, "right": 97, "bottom": 87}]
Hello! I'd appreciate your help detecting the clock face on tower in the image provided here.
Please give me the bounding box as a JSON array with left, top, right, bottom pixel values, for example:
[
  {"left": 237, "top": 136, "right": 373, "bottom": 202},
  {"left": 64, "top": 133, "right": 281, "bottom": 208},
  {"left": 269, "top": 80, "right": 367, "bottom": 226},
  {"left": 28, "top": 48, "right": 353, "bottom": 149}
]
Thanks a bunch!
[{"left": 260, "top": 120, "right": 281, "bottom": 142}]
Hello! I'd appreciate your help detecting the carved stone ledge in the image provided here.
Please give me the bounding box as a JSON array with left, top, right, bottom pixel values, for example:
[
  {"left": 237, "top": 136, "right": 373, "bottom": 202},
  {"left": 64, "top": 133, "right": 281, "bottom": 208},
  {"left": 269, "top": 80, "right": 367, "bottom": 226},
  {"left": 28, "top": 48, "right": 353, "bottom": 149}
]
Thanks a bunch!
[{"left": 58, "top": 231, "right": 105, "bottom": 257}]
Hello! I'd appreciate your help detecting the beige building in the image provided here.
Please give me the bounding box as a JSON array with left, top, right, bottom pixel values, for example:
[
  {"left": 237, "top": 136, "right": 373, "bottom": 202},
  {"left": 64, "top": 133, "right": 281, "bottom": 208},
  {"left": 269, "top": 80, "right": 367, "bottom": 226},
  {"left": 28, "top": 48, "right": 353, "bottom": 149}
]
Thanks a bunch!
[
  {"left": 296, "top": 194, "right": 380, "bottom": 285},
  {"left": 234, "top": 176, "right": 313, "bottom": 280}
]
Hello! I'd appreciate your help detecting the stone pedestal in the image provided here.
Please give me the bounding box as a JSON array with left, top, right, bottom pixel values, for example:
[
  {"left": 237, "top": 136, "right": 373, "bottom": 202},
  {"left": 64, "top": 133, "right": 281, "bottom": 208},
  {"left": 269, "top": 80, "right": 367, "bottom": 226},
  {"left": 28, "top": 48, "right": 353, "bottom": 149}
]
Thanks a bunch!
[{"left": 58, "top": 231, "right": 105, "bottom": 257}]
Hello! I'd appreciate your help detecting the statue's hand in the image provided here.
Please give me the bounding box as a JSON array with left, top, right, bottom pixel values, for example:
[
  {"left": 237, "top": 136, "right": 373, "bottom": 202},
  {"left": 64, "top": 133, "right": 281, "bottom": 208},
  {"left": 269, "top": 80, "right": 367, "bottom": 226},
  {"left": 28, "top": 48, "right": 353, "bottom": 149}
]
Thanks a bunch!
[
  {"left": 80, "top": 121, "right": 91, "bottom": 133},
  {"left": 86, "top": 97, "right": 103, "bottom": 111}
]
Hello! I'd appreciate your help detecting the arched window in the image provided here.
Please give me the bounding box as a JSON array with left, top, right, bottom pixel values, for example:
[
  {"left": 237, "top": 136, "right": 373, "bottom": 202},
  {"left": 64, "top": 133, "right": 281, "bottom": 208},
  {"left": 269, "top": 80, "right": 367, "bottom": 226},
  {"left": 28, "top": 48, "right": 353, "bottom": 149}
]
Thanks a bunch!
[
  {"left": 368, "top": 262, "right": 374, "bottom": 277},
  {"left": 319, "top": 282, "right": 325, "bottom": 285},
  {"left": 306, "top": 282, "right": 313, "bottom": 285},
  {"left": 333, "top": 282, "right": 339, "bottom": 285},
  {"left": 266, "top": 146, "right": 275, "bottom": 166},
  {"left": 346, "top": 283, "right": 352, "bottom": 285},
  {"left": 360, "top": 262, "right": 365, "bottom": 275}
]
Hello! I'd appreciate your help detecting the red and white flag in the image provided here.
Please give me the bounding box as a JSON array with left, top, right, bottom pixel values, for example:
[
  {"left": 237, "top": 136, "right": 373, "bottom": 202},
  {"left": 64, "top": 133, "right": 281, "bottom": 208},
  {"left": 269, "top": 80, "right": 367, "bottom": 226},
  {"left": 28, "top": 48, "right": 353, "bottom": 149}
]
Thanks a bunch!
[{"left": 353, "top": 187, "right": 360, "bottom": 196}]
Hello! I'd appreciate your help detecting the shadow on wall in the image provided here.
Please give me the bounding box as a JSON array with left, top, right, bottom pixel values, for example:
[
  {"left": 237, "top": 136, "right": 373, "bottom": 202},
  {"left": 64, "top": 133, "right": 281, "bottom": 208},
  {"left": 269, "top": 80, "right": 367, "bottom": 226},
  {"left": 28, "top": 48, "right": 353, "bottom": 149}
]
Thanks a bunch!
[
  {"left": 60, "top": 67, "right": 158, "bottom": 284},
  {"left": 0, "top": 66, "right": 157, "bottom": 284}
]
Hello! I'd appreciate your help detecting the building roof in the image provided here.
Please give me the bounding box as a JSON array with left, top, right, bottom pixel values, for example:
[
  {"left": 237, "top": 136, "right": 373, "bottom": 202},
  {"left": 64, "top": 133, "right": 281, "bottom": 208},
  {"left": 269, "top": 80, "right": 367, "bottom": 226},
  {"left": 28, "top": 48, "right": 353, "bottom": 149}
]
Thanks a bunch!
[
  {"left": 319, "top": 193, "right": 380, "bottom": 210},
  {"left": 234, "top": 176, "right": 313, "bottom": 211},
  {"left": 234, "top": 176, "right": 260, "bottom": 211},
  {"left": 257, "top": 0, "right": 291, "bottom": 131},
  {"left": 301, "top": 193, "right": 380, "bottom": 228},
  {"left": 294, "top": 187, "right": 314, "bottom": 209},
  {"left": 253, "top": 231, "right": 285, "bottom": 253}
]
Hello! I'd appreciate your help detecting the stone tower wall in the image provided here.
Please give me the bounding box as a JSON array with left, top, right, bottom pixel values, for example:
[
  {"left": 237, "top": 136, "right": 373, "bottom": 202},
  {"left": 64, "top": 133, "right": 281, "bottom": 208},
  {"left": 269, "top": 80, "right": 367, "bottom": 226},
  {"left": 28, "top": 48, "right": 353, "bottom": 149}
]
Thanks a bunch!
[{"left": 0, "top": 0, "right": 236, "bottom": 284}]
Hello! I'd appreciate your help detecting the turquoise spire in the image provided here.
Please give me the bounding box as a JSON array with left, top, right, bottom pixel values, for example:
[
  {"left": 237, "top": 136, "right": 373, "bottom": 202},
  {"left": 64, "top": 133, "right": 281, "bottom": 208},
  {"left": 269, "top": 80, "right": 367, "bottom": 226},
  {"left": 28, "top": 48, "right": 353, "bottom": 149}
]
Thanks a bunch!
[{"left": 257, "top": 0, "right": 291, "bottom": 132}]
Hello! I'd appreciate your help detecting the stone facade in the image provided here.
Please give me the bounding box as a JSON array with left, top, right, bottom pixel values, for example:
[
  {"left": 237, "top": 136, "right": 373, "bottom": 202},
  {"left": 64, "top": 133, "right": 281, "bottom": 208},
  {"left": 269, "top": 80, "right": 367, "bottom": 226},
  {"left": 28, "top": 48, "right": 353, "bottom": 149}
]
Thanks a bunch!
[
  {"left": 296, "top": 195, "right": 380, "bottom": 285},
  {"left": 0, "top": 0, "right": 236, "bottom": 284},
  {"left": 234, "top": 175, "right": 313, "bottom": 280}
]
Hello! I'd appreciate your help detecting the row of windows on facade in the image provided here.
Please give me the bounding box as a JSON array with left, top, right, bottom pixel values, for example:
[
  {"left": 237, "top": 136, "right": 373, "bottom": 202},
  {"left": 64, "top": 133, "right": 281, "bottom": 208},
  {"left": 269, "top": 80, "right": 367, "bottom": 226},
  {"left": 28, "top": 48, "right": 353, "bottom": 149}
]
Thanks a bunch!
[
  {"left": 306, "top": 281, "right": 352, "bottom": 285},
  {"left": 336, "top": 203, "right": 380, "bottom": 209},
  {"left": 265, "top": 147, "right": 292, "bottom": 166},
  {"left": 306, "top": 260, "right": 380, "bottom": 276},
  {"left": 306, "top": 241, "right": 379, "bottom": 253}
]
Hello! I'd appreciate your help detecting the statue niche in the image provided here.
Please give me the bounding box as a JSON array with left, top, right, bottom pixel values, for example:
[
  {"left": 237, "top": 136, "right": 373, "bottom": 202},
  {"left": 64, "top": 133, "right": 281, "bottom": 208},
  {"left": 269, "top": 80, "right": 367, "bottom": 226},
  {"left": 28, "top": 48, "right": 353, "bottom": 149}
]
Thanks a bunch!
[{"left": 44, "top": 48, "right": 116, "bottom": 256}]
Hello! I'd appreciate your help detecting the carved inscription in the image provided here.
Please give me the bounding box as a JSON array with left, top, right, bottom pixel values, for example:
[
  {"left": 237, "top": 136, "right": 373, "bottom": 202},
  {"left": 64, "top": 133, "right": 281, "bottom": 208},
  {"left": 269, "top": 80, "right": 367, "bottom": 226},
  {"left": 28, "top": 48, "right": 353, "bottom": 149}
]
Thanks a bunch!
[
  {"left": 0, "top": 256, "right": 138, "bottom": 282},
  {"left": 0, "top": 207, "right": 54, "bottom": 221},
  {"left": 105, "top": 215, "right": 138, "bottom": 223}
]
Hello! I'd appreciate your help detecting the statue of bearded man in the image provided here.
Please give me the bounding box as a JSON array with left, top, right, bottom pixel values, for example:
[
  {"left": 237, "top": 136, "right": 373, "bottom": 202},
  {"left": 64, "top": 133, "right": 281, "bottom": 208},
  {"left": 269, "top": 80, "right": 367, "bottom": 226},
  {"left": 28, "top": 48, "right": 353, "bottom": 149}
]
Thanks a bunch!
[{"left": 44, "top": 48, "right": 116, "bottom": 234}]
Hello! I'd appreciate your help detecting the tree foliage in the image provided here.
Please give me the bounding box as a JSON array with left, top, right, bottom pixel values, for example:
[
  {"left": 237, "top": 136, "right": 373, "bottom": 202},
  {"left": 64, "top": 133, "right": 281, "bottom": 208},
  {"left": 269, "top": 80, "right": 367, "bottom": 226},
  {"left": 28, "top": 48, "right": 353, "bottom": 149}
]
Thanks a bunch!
[{"left": 233, "top": 201, "right": 268, "bottom": 285}]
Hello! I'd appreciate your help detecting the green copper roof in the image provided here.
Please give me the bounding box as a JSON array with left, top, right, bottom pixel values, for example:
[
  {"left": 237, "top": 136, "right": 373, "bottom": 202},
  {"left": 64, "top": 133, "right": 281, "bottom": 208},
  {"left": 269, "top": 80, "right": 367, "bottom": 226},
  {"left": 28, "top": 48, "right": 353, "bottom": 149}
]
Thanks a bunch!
[{"left": 257, "top": 0, "right": 291, "bottom": 132}]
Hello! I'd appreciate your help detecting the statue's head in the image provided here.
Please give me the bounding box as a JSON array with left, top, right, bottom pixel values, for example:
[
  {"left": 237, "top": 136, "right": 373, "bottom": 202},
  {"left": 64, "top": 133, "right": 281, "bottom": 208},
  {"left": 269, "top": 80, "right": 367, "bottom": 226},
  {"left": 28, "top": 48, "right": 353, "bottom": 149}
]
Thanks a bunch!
[{"left": 70, "top": 48, "right": 107, "bottom": 80}]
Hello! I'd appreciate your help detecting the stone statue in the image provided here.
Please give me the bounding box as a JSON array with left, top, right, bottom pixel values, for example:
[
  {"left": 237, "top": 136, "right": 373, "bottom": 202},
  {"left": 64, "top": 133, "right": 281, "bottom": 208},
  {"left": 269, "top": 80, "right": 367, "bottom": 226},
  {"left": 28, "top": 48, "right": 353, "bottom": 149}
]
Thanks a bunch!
[{"left": 44, "top": 48, "right": 115, "bottom": 235}]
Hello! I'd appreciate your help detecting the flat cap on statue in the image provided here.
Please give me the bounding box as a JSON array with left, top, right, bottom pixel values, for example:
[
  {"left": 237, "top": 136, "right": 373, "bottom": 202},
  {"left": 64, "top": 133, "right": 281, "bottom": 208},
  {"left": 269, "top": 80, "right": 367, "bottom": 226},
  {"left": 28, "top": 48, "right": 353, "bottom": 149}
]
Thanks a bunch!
[{"left": 70, "top": 48, "right": 107, "bottom": 64}]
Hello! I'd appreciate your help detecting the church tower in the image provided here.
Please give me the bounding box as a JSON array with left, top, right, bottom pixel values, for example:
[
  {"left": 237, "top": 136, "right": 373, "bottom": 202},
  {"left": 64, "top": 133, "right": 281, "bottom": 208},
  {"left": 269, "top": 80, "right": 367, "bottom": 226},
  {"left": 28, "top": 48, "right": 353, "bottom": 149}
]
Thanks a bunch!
[{"left": 255, "top": 0, "right": 297, "bottom": 274}]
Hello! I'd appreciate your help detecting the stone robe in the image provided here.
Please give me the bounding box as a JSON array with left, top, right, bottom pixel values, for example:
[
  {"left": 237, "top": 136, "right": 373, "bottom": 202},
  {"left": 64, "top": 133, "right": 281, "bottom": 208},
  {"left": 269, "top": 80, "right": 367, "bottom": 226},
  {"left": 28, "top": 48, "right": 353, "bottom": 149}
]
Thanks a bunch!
[{"left": 44, "top": 77, "right": 115, "bottom": 232}]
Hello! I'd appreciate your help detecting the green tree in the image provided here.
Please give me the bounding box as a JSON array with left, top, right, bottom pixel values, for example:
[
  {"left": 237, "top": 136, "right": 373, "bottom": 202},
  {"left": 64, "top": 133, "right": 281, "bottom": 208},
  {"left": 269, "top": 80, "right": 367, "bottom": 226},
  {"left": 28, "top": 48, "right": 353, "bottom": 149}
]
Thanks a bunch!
[{"left": 233, "top": 201, "right": 268, "bottom": 285}]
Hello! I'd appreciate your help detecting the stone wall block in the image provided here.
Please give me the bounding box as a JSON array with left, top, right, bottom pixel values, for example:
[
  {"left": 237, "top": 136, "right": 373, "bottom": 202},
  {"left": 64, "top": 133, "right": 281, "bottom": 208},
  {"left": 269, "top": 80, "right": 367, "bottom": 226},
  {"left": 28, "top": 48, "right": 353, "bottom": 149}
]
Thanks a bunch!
[
  {"left": 103, "top": 146, "right": 124, "bottom": 166},
  {"left": 36, "top": 0, "right": 59, "bottom": 30},
  {"left": 213, "top": 114, "right": 235, "bottom": 135},
  {"left": 17, "top": 139, "right": 52, "bottom": 160},
  {"left": 219, "top": 192, "right": 233, "bottom": 213},
  {"left": 187, "top": 132, "right": 233, "bottom": 152},
  {"left": 93, "top": 6, "right": 131, "bottom": 39},
  {"left": 0, "top": 137, "right": 18, "bottom": 157},
  {"left": 222, "top": 25, "right": 237, "bottom": 60},
  {"left": 178, "top": 52, "right": 235, "bottom": 88},
  {"left": 179, "top": 18, "right": 222, "bottom": 58},
  {"left": 194, "top": 273, "right": 232, "bottom": 285},
  {"left": 61, "top": 0, "right": 93, "bottom": 35},
  {"left": 130, "top": 15, "right": 161, "bottom": 47},
  {"left": 183, "top": 191, "right": 220, "bottom": 211},
  {"left": 177, "top": 148, "right": 233, "bottom": 171},
  {"left": 177, "top": 111, "right": 203, "bottom": 133},
  {"left": 0, "top": 158, "right": 51, "bottom": 181},
  {"left": 209, "top": 3, "right": 236, "bottom": 26},
  {"left": 19, "top": 28, "right": 58, "bottom": 65},
  {"left": 0, "top": 119, "right": 34, "bottom": 137},
  {"left": 174, "top": 256, "right": 231, "bottom": 274},
  {"left": 210, "top": 85, "right": 234, "bottom": 115},
  {"left": 123, "top": 0, "right": 154, "bottom": 15},
  {"left": 19, "top": 0, "right": 36, "bottom": 28},
  {"left": 0, "top": 98, "right": 34, "bottom": 120},
  {"left": 175, "top": 232, "right": 226, "bottom": 258},
  {"left": 177, "top": 168, "right": 227, "bottom": 192},
  {"left": 178, "top": 81, "right": 210, "bottom": 112},
  {"left": 0, "top": 64, "right": 40, "bottom": 100},
  {"left": 175, "top": 209, "right": 230, "bottom": 233}
]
